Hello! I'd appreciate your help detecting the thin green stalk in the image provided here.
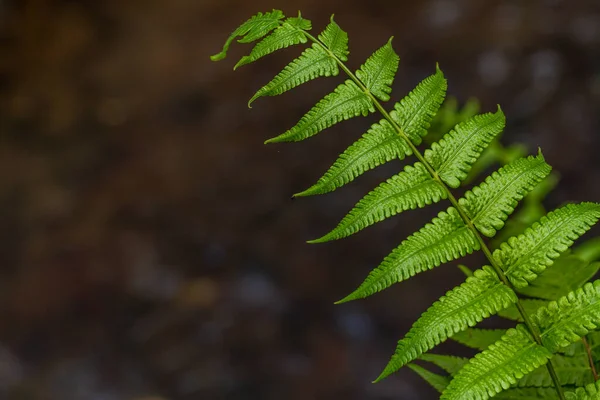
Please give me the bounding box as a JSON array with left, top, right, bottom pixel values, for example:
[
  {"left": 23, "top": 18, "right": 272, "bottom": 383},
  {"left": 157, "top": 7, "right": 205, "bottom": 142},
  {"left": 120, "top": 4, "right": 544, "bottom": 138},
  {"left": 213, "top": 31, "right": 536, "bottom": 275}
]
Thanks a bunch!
[
  {"left": 301, "top": 29, "right": 566, "bottom": 400},
  {"left": 583, "top": 336, "right": 599, "bottom": 381}
]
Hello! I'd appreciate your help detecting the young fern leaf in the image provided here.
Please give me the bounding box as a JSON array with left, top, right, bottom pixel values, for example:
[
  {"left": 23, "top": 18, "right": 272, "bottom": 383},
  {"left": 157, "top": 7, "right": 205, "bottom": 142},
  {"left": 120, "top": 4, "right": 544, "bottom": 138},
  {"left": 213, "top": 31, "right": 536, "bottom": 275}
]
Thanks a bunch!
[
  {"left": 355, "top": 38, "right": 399, "bottom": 101},
  {"left": 338, "top": 207, "right": 479, "bottom": 303},
  {"left": 210, "top": 10, "right": 284, "bottom": 61},
  {"left": 408, "top": 363, "right": 451, "bottom": 393},
  {"left": 441, "top": 325, "right": 553, "bottom": 400},
  {"left": 533, "top": 281, "right": 600, "bottom": 353},
  {"left": 495, "top": 203, "right": 600, "bottom": 288},
  {"left": 295, "top": 68, "right": 446, "bottom": 197},
  {"left": 517, "top": 254, "right": 600, "bottom": 301},
  {"left": 452, "top": 328, "right": 508, "bottom": 351},
  {"left": 264, "top": 79, "right": 374, "bottom": 143},
  {"left": 424, "top": 107, "right": 506, "bottom": 188},
  {"left": 459, "top": 152, "right": 552, "bottom": 237},
  {"left": 375, "top": 266, "right": 517, "bottom": 382},
  {"left": 309, "top": 162, "right": 446, "bottom": 243},
  {"left": 234, "top": 14, "right": 312, "bottom": 69},
  {"left": 248, "top": 18, "right": 348, "bottom": 106}
]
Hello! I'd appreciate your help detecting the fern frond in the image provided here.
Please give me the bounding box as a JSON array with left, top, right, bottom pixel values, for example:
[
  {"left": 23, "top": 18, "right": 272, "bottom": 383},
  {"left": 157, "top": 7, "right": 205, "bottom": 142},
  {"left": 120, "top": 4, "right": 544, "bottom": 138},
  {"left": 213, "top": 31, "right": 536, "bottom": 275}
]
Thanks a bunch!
[
  {"left": 210, "top": 10, "right": 284, "bottom": 61},
  {"left": 420, "top": 353, "right": 469, "bottom": 375},
  {"left": 518, "top": 353, "right": 593, "bottom": 387},
  {"left": 248, "top": 18, "right": 348, "bottom": 106},
  {"left": 565, "top": 381, "right": 600, "bottom": 399},
  {"left": 441, "top": 325, "right": 553, "bottom": 400},
  {"left": 517, "top": 254, "right": 600, "bottom": 301},
  {"left": 498, "top": 299, "right": 548, "bottom": 322},
  {"left": 355, "top": 38, "right": 399, "bottom": 101},
  {"left": 424, "top": 107, "right": 506, "bottom": 188},
  {"left": 264, "top": 80, "right": 374, "bottom": 143},
  {"left": 459, "top": 152, "right": 552, "bottom": 237},
  {"left": 408, "top": 363, "right": 451, "bottom": 393},
  {"left": 452, "top": 328, "right": 507, "bottom": 351},
  {"left": 338, "top": 207, "right": 479, "bottom": 303},
  {"left": 495, "top": 203, "right": 600, "bottom": 288},
  {"left": 309, "top": 162, "right": 446, "bottom": 242},
  {"left": 375, "top": 266, "right": 517, "bottom": 382},
  {"left": 234, "top": 14, "right": 312, "bottom": 69},
  {"left": 318, "top": 15, "right": 349, "bottom": 60},
  {"left": 533, "top": 280, "right": 600, "bottom": 353},
  {"left": 294, "top": 68, "right": 445, "bottom": 196}
]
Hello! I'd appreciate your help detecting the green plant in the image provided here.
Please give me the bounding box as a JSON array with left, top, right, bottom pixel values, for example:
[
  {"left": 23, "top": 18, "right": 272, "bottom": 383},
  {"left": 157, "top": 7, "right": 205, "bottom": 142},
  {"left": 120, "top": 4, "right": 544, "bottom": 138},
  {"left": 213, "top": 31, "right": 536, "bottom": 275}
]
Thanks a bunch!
[{"left": 211, "top": 10, "right": 600, "bottom": 400}]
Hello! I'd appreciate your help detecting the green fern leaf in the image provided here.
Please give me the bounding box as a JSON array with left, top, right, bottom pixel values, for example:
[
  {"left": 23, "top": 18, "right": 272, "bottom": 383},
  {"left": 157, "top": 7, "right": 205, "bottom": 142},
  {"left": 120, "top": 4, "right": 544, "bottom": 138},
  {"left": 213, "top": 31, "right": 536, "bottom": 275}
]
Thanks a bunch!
[
  {"left": 355, "top": 38, "right": 399, "bottom": 101},
  {"left": 452, "top": 328, "right": 507, "bottom": 351},
  {"left": 309, "top": 162, "right": 446, "bottom": 242},
  {"left": 517, "top": 254, "right": 600, "bottom": 301},
  {"left": 248, "top": 18, "right": 348, "bottom": 106},
  {"left": 420, "top": 353, "right": 469, "bottom": 375},
  {"left": 264, "top": 79, "right": 374, "bottom": 143},
  {"left": 495, "top": 203, "right": 600, "bottom": 288},
  {"left": 294, "top": 68, "right": 445, "bottom": 196},
  {"left": 318, "top": 15, "right": 349, "bottom": 61},
  {"left": 210, "top": 10, "right": 284, "bottom": 61},
  {"left": 408, "top": 363, "right": 450, "bottom": 393},
  {"left": 248, "top": 45, "right": 337, "bottom": 106},
  {"left": 459, "top": 152, "right": 552, "bottom": 237},
  {"left": 533, "top": 280, "right": 600, "bottom": 353},
  {"left": 498, "top": 299, "right": 548, "bottom": 322},
  {"left": 234, "top": 14, "right": 312, "bottom": 69},
  {"left": 518, "top": 353, "right": 593, "bottom": 387},
  {"left": 390, "top": 65, "right": 448, "bottom": 145},
  {"left": 441, "top": 325, "right": 553, "bottom": 400},
  {"left": 424, "top": 107, "right": 506, "bottom": 188},
  {"left": 374, "top": 266, "right": 517, "bottom": 381},
  {"left": 565, "top": 381, "right": 600, "bottom": 399},
  {"left": 338, "top": 207, "right": 479, "bottom": 303}
]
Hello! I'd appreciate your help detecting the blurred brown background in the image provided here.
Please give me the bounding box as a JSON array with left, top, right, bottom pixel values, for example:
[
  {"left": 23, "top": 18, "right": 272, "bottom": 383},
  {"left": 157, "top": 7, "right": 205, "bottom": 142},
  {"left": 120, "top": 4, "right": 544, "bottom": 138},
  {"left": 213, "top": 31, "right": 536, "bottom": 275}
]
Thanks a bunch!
[{"left": 0, "top": 0, "right": 599, "bottom": 399}]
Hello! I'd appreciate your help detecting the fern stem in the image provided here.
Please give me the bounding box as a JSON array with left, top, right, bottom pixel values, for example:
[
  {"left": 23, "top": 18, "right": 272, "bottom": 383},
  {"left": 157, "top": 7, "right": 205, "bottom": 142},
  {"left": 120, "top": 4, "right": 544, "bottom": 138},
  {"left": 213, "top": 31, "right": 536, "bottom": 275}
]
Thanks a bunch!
[
  {"left": 300, "top": 29, "right": 567, "bottom": 399},
  {"left": 583, "top": 336, "right": 599, "bottom": 381}
]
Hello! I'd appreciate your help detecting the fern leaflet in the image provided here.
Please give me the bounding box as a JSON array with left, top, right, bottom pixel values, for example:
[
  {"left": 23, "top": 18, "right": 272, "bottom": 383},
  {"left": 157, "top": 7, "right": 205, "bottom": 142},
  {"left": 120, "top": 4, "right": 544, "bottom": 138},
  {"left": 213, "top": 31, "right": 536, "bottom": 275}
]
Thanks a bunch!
[
  {"left": 495, "top": 203, "right": 600, "bottom": 288},
  {"left": 338, "top": 207, "right": 479, "bottom": 303},
  {"left": 389, "top": 64, "right": 447, "bottom": 145},
  {"left": 459, "top": 152, "right": 552, "bottom": 237},
  {"left": 424, "top": 108, "right": 506, "bottom": 188},
  {"left": 264, "top": 79, "right": 373, "bottom": 143},
  {"left": 533, "top": 281, "right": 600, "bottom": 353},
  {"left": 355, "top": 38, "right": 399, "bottom": 101},
  {"left": 310, "top": 162, "right": 446, "bottom": 242},
  {"left": 375, "top": 266, "right": 517, "bottom": 382}
]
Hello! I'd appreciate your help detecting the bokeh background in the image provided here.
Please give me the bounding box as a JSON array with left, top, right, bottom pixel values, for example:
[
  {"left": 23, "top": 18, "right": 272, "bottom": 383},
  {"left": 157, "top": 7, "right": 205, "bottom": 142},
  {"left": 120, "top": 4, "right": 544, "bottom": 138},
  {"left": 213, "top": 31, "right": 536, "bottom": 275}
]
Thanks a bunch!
[{"left": 0, "top": 0, "right": 599, "bottom": 399}]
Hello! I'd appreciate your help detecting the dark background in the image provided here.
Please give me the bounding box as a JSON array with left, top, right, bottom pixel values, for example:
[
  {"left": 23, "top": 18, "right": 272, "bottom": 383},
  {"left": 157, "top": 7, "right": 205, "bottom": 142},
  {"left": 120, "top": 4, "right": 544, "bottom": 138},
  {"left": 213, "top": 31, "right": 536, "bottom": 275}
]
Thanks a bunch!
[{"left": 0, "top": 0, "right": 599, "bottom": 399}]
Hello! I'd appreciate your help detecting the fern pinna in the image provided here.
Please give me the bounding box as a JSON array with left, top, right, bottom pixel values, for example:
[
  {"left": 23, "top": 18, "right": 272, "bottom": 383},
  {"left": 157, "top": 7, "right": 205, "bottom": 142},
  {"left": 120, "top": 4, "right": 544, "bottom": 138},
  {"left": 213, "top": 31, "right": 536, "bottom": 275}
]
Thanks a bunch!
[{"left": 211, "top": 10, "right": 600, "bottom": 400}]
